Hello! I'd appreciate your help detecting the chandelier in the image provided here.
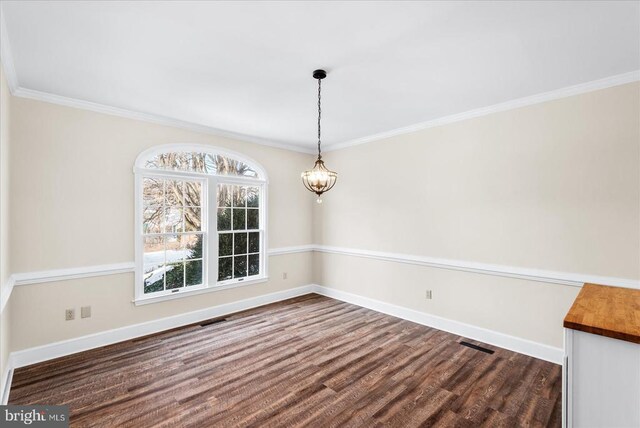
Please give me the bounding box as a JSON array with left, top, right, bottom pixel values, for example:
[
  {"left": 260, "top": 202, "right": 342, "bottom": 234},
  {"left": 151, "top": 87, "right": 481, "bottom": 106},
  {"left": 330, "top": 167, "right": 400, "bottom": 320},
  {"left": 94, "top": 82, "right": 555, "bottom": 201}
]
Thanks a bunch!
[{"left": 301, "top": 69, "right": 337, "bottom": 203}]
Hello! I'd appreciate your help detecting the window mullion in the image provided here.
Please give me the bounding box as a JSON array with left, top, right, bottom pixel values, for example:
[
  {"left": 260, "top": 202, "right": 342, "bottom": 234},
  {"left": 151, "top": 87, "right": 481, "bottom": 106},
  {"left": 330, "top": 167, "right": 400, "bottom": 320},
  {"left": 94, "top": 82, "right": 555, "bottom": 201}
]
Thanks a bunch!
[
  {"left": 208, "top": 176, "right": 219, "bottom": 286},
  {"left": 260, "top": 184, "right": 267, "bottom": 278}
]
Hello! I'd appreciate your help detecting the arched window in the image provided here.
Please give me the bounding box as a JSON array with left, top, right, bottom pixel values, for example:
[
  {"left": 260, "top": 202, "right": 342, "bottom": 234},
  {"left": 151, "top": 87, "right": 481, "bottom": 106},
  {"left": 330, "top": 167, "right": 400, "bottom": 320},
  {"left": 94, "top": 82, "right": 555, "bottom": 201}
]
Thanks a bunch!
[{"left": 134, "top": 145, "right": 268, "bottom": 304}]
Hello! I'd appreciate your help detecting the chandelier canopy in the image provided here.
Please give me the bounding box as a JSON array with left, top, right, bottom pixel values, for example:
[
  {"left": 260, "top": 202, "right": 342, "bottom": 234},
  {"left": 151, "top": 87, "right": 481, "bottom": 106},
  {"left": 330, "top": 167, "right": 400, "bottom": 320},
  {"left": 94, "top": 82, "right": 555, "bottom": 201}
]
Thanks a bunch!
[{"left": 301, "top": 69, "right": 337, "bottom": 203}]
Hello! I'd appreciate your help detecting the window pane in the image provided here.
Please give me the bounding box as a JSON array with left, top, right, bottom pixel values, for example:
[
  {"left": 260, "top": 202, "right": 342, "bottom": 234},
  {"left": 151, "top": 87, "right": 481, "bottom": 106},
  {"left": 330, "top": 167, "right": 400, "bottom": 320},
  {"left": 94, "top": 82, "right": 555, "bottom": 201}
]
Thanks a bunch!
[
  {"left": 165, "top": 180, "right": 183, "bottom": 207},
  {"left": 147, "top": 152, "right": 209, "bottom": 172},
  {"left": 248, "top": 232, "right": 260, "bottom": 253},
  {"left": 248, "top": 254, "right": 260, "bottom": 276},
  {"left": 234, "top": 233, "right": 247, "bottom": 255},
  {"left": 247, "top": 209, "right": 259, "bottom": 230},
  {"left": 184, "top": 181, "right": 202, "bottom": 207},
  {"left": 184, "top": 207, "right": 201, "bottom": 232},
  {"left": 143, "top": 177, "right": 163, "bottom": 206},
  {"left": 165, "top": 263, "right": 184, "bottom": 289},
  {"left": 204, "top": 154, "right": 218, "bottom": 175},
  {"left": 218, "top": 208, "right": 231, "bottom": 231},
  {"left": 218, "top": 184, "right": 232, "bottom": 207},
  {"left": 218, "top": 257, "right": 232, "bottom": 281},
  {"left": 165, "top": 207, "right": 184, "bottom": 233},
  {"left": 234, "top": 256, "right": 247, "bottom": 277},
  {"left": 185, "top": 260, "right": 203, "bottom": 286},
  {"left": 219, "top": 233, "right": 232, "bottom": 256},
  {"left": 143, "top": 206, "right": 163, "bottom": 234},
  {"left": 233, "top": 209, "right": 245, "bottom": 230},
  {"left": 211, "top": 155, "right": 257, "bottom": 177},
  {"left": 144, "top": 268, "right": 164, "bottom": 294},
  {"left": 143, "top": 236, "right": 164, "bottom": 265},
  {"left": 165, "top": 235, "right": 183, "bottom": 264},
  {"left": 180, "top": 153, "right": 207, "bottom": 173},
  {"left": 247, "top": 187, "right": 259, "bottom": 207},
  {"left": 184, "top": 234, "right": 203, "bottom": 260},
  {"left": 233, "top": 186, "right": 246, "bottom": 207},
  {"left": 144, "top": 152, "right": 259, "bottom": 178},
  {"left": 241, "top": 169, "right": 258, "bottom": 178}
]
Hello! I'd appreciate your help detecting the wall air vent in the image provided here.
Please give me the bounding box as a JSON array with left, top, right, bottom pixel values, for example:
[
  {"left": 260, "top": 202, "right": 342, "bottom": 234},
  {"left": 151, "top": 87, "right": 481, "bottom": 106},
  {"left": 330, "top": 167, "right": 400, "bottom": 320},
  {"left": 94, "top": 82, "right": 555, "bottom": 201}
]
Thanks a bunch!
[
  {"left": 199, "top": 318, "right": 227, "bottom": 327},
  {"left": 459, "top": 341, "right": 495, "bottom": 354}
]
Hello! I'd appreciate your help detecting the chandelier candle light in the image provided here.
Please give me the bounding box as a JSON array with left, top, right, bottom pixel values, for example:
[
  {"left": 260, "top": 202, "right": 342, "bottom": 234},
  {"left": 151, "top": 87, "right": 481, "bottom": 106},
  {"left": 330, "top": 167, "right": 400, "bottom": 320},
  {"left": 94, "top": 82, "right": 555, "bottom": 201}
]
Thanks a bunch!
[{"left": 301, "top": 69, "right": 337, "bottom": 203}]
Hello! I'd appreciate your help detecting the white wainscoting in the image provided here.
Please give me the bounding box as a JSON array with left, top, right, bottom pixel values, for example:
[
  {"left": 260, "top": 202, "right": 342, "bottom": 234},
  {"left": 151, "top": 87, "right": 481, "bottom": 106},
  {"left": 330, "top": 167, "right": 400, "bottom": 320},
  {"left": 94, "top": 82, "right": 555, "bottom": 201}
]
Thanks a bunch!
[
  {"left": 6, "top": 245, "right": 638, "bottom": 294},
  {"left": 12, "top": 262, "right": 136, "bottom": 286},
  {"left": 313, "top": 285, "right": 563, "bottom": 364},
  {"left": 7, "top": 284, "right": 565, "bottom": 367},
  {"left": 1, "top": 282, "right": 567, "bottom": 405},
  {"left": 2, "top": 244, "right": 638, "bottom": 316},
  {"left": 312, "top": 245, "right": 639, "bottom": 289},
  {"left": 0, "top": 245, "right": 315, "bottom": 313},
  {"left": 9, "top": 285, "right": 315, "bottom": 370}
]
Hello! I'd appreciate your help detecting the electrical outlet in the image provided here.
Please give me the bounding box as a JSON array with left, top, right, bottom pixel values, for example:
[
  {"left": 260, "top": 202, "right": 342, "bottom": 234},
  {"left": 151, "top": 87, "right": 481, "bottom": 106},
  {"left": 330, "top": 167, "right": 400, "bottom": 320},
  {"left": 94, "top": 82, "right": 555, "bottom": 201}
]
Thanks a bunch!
[
  {"left": 81, "top": 306, "right": 91, "bottom": 318},
  {"left": 65, "top": 309, "right": 75, "bottom": 321},
  {"left": 425, "top": 290, "right": 433, "bottom": 300},
  {"left": 283, "top": 272, "right": 288, "bottom": 280}
]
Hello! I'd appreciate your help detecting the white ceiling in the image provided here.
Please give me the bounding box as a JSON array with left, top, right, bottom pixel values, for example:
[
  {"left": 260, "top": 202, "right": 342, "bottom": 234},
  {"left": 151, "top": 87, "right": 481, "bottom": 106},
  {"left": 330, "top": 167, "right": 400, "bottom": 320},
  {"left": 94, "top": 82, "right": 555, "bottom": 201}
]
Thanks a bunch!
[{"left": 1, "top": 1, "right": 639, "bottom": 152}]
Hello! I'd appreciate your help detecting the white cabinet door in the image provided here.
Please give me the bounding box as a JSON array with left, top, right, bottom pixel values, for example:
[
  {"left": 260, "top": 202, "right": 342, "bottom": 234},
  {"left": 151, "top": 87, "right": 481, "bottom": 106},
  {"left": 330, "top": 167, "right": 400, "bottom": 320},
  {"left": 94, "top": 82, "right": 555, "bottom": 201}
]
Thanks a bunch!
[{"left": 565, "top": 329, "right": 640, "bottom": 428}]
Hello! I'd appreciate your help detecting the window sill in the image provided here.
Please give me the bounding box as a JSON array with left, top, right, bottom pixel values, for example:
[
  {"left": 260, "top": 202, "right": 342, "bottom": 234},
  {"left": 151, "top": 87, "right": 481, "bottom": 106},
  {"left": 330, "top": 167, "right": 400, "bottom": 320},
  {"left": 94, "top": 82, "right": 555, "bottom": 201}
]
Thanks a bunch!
[{"left": 133, "top": 276, "right": 269, "bottom": 306}]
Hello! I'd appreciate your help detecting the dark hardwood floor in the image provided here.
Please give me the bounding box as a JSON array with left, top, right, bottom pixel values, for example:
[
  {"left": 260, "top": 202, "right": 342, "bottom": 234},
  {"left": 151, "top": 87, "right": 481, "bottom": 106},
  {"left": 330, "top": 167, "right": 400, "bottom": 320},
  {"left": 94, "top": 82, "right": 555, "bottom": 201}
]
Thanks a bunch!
[{"left": 10, "top": 294, "right": 562, "bottom": 427}]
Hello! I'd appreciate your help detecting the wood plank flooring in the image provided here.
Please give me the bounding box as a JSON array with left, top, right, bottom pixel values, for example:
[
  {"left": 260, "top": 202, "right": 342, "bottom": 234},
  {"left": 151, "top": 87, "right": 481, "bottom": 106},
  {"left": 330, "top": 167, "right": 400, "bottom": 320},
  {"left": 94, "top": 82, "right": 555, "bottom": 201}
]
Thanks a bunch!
[{"left": 10, "top": 294, "right": 562, "bottom": 427}]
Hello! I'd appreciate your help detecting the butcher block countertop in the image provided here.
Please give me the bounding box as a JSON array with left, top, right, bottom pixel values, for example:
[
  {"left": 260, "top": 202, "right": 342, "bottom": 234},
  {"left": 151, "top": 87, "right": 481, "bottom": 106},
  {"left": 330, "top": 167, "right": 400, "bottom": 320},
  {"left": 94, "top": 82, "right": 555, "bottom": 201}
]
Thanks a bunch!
[{"left": 564, "top": 283, "right": 640, "bottom": 344}]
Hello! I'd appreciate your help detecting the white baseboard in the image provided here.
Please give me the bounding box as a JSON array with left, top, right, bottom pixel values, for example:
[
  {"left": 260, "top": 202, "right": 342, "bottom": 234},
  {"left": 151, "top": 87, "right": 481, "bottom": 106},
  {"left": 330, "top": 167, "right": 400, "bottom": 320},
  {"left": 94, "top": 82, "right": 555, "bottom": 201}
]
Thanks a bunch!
[
  {"left": 9, "top": 285, "right": 314, "bottom": 369},
  {"left": 1, "top": 359, "right": 13, "bottom": 405},
  {"left": 312, "top": 284, "right": 563, "bottom": 364},
  {"left": 3, "top": 281, "right": 562, "bottom": 402}
]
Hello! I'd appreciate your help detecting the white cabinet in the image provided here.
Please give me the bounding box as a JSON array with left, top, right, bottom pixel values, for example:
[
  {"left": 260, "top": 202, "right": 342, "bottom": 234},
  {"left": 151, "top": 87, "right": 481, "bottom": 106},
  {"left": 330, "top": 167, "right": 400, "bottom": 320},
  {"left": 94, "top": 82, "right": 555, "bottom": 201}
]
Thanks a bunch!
[{"left": 564, "top": 328, "right": 640, "bottom": 428}]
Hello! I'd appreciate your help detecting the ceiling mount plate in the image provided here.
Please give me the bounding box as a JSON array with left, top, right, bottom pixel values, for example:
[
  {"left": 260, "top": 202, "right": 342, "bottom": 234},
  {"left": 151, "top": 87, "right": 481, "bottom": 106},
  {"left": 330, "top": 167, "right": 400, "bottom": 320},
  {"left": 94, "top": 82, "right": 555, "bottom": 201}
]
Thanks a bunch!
[{"left": 313, "top": 69, "right": 327, "bottom": 80}]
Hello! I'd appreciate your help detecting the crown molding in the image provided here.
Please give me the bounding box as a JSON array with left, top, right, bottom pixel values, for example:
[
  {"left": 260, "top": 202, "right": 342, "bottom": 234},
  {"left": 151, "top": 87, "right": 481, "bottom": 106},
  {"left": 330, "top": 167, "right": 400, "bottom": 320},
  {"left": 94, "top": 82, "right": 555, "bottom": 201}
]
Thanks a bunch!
[
  {"left": 323, "top": 70, "right": 640, "bottom": 152},
  {"left": 2, "top": 8, "right": 312, "bottom": 156},
  {"left": 2, "top": 0, "right": 637, "bottom": 158},
  {"left": 11, "top": 87, "right": 315, "bottom": 154},
  {"left": 12, "top": 70, "right": 637, "bottom": 156}
]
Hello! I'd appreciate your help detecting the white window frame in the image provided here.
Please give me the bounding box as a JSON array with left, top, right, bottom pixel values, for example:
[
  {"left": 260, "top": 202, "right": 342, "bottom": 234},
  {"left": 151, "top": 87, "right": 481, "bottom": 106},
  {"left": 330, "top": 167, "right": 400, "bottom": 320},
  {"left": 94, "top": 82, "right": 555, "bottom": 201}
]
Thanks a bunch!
[{"left": 133, "top": 144, "right": 268, "bottom": 305}]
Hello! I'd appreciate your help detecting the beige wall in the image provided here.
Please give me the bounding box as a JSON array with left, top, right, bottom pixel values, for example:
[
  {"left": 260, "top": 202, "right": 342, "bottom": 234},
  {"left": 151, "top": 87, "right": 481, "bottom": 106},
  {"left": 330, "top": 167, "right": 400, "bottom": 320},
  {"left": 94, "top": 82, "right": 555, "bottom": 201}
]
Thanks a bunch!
[
  {"left": 10, "top": 252, "right": 312, "bottom": 350},
  {"left": 315, "top": 82, "right": 640, "bottom": 348},
  {"left": 3, "top": 78, "right": 639, "bottom": 355},
  {"left": 8, "top": 96, "right": 315, "bottom": 351},
  {"left": 10, "top": 97, "right": 314, "bottom": 272},
  {"left": 0, "top": 63, "right": 11, "bottom": 390}
]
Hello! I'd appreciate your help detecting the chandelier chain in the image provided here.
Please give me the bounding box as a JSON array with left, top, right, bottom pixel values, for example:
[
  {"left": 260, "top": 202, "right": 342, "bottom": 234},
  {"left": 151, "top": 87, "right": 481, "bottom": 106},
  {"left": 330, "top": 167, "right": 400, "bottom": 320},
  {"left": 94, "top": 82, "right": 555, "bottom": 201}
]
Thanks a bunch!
[{"left": 317, "top": 78, "right": 322, "bottom": 157}]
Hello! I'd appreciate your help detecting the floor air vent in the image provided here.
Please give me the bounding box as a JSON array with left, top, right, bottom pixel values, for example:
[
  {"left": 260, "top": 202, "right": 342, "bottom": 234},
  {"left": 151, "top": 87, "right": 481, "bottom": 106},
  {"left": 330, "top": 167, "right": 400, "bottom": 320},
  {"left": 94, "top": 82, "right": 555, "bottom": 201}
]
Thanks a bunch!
[
  {"left": 200, "top": 318, "right": 227, "bottom": 327},
  {"left": 459, "top": 341, "right": 495, "bottom": 354}
]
